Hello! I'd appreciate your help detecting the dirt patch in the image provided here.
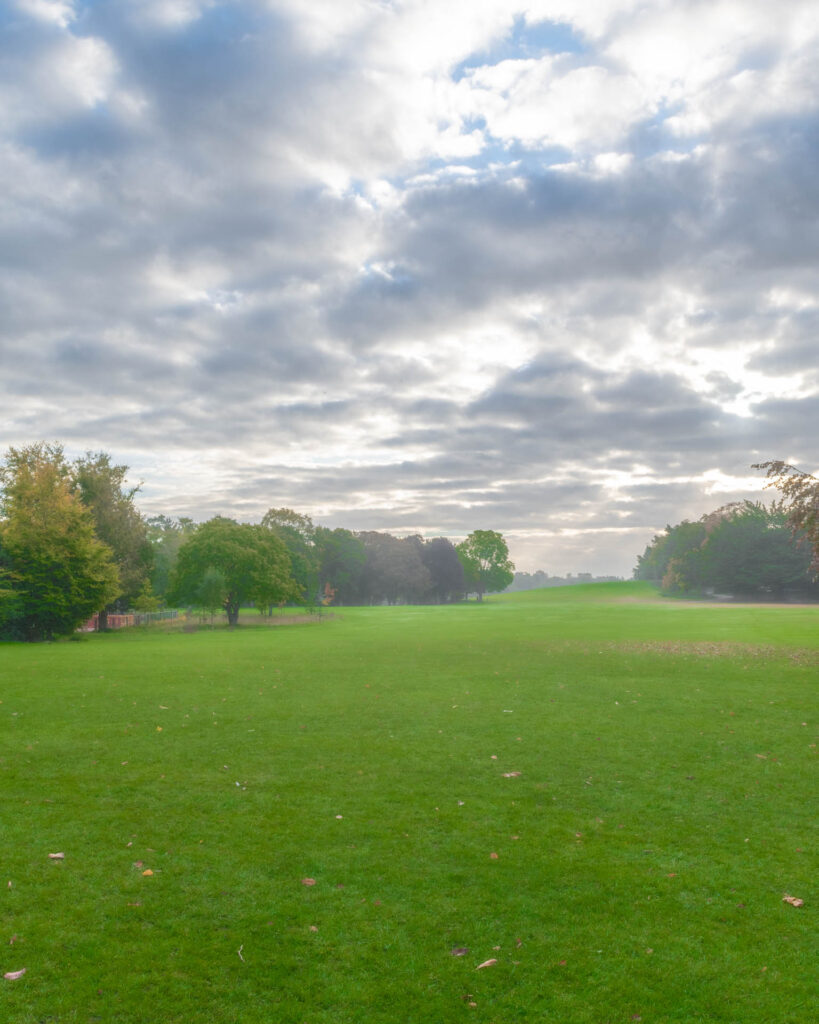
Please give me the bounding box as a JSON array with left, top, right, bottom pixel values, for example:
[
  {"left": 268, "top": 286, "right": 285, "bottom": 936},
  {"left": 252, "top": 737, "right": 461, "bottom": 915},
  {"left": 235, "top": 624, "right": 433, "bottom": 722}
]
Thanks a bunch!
[{"left": 598, "top": 640, "right": 819, "bottom": 664}]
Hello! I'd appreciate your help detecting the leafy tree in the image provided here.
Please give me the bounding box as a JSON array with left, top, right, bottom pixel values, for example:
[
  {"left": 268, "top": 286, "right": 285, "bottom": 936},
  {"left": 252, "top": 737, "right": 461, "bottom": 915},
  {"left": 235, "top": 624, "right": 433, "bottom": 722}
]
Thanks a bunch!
[
  {"left": 72, "top": 452, "right": 154, "bottom": 628},
  {"left": 695, "top": 502, "right": 814, "bottom": 598},
  {"left": 634, "top": 520, "right": 707, "bottom": 582},
  {"left": 197, "top": 567, "right": 227, "bottom": 623},
  {"left": 421, "top": 537, "right": 465, "bottom": 603},
  {"left": 0, "top": 443, "right": 120, "bottom": 640},
  {"left": 754, "top": 461, "right": 819, "bottom": 575},
  {"left": 261, "top": 507, "right": 318, "bottom": 609},
  {"left": 170, "top": 517, "right": 295, "bottom": 626},
  {"left": 145, "top": 515, "right": 197, "bottom": 601},
  {"left": 357, "top": 531, "right": 432, "bottom": 605},
  {"left": 313, "top": 527, "right": 366, "bottom": 605},
  {"left": 456, "top": 530, "right": 514, "bottom": 601},
  {"left": 637, "top": 501, "right": 818, "bottom": 599}
]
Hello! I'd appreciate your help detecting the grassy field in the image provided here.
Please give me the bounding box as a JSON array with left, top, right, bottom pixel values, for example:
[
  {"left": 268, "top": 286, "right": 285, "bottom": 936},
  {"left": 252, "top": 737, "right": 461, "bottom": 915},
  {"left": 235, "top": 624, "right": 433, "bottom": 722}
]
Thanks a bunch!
[{"left": 1, "top": 582, "right": 816, "bottom": 1023}]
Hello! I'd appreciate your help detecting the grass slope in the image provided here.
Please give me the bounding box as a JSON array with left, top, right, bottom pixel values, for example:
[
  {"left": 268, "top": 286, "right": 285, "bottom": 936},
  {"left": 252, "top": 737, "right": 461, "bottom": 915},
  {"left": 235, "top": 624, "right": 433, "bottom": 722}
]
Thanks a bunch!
[{"left": 1, "top": 582, "right": 816, "bottom": 1023}]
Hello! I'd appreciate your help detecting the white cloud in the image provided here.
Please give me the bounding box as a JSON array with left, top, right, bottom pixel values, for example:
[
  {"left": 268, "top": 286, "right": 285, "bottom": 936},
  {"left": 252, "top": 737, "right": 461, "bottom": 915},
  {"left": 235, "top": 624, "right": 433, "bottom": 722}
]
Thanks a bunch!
[{"left": 15, "top": 0, "right": 76, "bottom": 29}]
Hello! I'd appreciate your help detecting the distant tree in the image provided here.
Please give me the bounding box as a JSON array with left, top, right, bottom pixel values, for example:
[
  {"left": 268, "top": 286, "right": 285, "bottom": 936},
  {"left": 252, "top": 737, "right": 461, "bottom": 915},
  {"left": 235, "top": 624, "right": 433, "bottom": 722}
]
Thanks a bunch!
[
  {"left": 0, "top": 443, "right": 119, "bottom": 640},
  {"left": 456, "top": 530, "right": 514, "bottom": 601},
  {"left": 313, "top": 527, "right": 366, "bottom": 605},
  {"left": 72, "top": 452, "right": 154, "bottom": 629},
  {"left": 357, "top": 531, "right": 432, "bottom": 605},
  {"left": 145, "top": 515, "right": 197, "bottom": 601},
  {"left": 170, "top": 517, "right": 295, "bottom": 626},
  {"left": 637, "top": 501, "right": 818, "bottom": 599},
  {"left": 754, "top": 461, "right": 819, "bottom": 575},
  {"left": 695, "top": 502, "right": 814, "bottom": 598},
  {"left": 261, "top": 507, "right": 318, "bottom": 608},
  {"left": 634, "top": 520, "right": 707, "bottom": 583},
  {"left": 421, "top": 537, "right": 465, "bottom": 602}
]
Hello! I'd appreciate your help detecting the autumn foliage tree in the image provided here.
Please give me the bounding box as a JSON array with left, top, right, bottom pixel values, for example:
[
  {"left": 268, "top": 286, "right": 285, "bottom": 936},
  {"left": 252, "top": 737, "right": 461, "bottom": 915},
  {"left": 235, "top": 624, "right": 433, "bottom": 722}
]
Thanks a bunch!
[
  {"left": 0, "top": 443, "right": 120, "bottom": 640},
  {"left": 754, "top": 461, "right": 819, "bottom": 576},
  {"left": 72, "top": 451, "right": 154, "bottom": 629}
]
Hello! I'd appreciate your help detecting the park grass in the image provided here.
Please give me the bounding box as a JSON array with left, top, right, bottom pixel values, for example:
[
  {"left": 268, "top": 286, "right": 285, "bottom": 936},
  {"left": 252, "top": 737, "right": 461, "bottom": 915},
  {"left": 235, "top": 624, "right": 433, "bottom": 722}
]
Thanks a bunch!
[{"left": 0, "top": 581, "right": 816, "bottom": 1023}]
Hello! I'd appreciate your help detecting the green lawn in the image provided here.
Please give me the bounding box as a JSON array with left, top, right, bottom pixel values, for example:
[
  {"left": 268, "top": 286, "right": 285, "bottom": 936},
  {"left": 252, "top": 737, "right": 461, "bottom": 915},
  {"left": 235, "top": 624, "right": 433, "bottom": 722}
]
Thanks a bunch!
[{"left": 1, "top": 582, "right": 816, "bottom": 1023}]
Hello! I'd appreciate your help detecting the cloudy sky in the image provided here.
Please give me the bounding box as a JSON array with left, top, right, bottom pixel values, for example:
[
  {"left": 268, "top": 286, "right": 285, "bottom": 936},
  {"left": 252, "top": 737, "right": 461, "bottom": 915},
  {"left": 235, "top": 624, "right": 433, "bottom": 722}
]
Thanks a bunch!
[{"left": 2, "top": 0, "right": 817, "bottom": 576}]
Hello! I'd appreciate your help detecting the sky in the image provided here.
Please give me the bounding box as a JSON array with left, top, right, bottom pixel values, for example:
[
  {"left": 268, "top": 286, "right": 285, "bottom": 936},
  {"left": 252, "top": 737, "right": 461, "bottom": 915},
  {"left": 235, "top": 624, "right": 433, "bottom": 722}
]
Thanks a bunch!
[{"left": 1, "top": 0, "right": 817, "bottom": 577}]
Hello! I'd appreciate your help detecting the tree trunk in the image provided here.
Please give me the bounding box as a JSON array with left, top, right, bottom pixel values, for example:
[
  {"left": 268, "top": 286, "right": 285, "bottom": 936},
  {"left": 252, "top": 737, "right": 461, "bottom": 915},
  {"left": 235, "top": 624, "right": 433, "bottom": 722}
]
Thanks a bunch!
[
  {"left": 226, "top": 602, "right": 240, "bottom": 626},
  {"left": 97, "top": 607, "right": 109, "bottom": 631}
]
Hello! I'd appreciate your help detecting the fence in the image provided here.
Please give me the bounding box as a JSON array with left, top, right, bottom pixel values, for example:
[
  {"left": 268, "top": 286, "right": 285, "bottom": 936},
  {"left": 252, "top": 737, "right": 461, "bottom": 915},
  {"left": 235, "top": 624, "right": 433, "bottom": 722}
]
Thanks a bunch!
[{"left": 79, "top": 610, "right": 180, "bottom": 632}]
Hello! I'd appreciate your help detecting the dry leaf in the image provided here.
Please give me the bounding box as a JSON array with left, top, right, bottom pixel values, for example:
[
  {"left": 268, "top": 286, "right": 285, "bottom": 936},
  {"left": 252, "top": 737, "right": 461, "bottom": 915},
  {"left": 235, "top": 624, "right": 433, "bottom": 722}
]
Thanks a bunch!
[
  {"left": 309, "top": 925, "right": 318, "bottom": 932},
  {"left": 4, "top": 969, "right": 26, "bottom": 980},
  {"left": 48, "top": 852, "right": 64, "bottom": 860},
  {"left": 301, "top": 878, "right": 316, "bottom": 886},
  {"left": 450, "top": 947, "right": 469, "bottom": 957},
  {"left": 142, "top": 869, "right": 154, "bottom": 876},
  {"left": 502, "top": 771, "right": 521, "bottom": 778},
  {"left": 489, "top": 852, "right": 499, "bottom": 860},
  {"left": 782, "top": 894, "right": 804, "bottom": 907},
  {"left": 476, "top": 958, "right": 497, "bottom": 970}
]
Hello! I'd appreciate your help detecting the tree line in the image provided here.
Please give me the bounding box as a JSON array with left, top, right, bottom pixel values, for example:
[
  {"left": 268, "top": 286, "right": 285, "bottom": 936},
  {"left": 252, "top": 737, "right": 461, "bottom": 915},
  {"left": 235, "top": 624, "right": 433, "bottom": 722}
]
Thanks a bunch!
[
  {"left": 633, "top": 497, "right": 819, "bottom": 600},
  {"left": 0, "top": 443, "right": 514, "bottom": 640}
]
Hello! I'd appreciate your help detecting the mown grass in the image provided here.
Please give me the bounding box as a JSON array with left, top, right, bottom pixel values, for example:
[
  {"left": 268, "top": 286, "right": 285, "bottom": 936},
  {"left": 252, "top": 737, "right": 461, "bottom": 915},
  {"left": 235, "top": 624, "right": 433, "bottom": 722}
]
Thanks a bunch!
[{"left": 1, "top": 582, "right": 816, "bottom": 1023}]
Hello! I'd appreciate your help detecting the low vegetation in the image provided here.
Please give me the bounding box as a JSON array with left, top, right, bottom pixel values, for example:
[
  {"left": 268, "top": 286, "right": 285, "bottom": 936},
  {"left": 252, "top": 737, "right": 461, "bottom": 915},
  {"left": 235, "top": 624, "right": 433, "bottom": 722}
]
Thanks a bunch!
[{"left": 1, "top": 583, "right": 815, "bottom": 1022}]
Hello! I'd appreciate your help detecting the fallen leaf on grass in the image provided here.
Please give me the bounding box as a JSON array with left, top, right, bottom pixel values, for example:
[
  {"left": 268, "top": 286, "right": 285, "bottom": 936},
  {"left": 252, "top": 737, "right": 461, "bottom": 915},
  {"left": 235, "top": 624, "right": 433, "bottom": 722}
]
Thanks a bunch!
[
  {"left": 489, "top": 852, "right": 499, "bottom": 860},
  {"left": 782, "top": 894, "right": 804, "bottom": 907},
  {"left": 301, "top": 878, "right": 316, "bottom": 886},
  {"left": 450, "top": 947, "right": 469, "bottom": 957},
  {"left": 476, "top": 959, "right": 497, "bottom": 970},
  {"left": 48, "top": 852, "right": 64, "bottom": 860},
  {"left": 309, "top": 926, "right": 318, "bottom": 933},
  {"left": 502, "top": 772, "right": 521, "bottom": 778},
  {"left": 142, "top": 869, "right": 154, "bottom": 877},
  {"left": 4, "top": 969, "right": 26, "bottom": 980}
]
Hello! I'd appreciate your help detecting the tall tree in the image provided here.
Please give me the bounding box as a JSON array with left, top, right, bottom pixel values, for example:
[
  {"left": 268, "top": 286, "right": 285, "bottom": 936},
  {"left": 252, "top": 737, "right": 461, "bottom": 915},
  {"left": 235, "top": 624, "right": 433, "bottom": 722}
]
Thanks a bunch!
[
  {"left": 456, "top": 530, "right": 514, "bottom": 601},
  {"left": 421, "top": 537, "right": 465, "bottom": 603},
  {"left": 170, "top": 517, "right": 295, "bottom": 626},
  {"left": 636, "top": 500, "right": 818, "bottom": 599},
  {"left": 313, "top": 527, "right": 366, "bottom": 605},
  {"left": 72, "top": 452, "right": 154, "bottom": 629},
  {"left": 261, "top": 507, "right": 318, "bottom": 608},
  {"left": 145, "top": 515, "right": 197, "bottom": 601},
  {"left": 357, "top": 531, "right": 432, "bottom": 605},
  {"left": 754, "top": 461, "right": 819, "bottom": 575},
  {"left": 0, "top": 443, "right": 119, "bottom": 640}
]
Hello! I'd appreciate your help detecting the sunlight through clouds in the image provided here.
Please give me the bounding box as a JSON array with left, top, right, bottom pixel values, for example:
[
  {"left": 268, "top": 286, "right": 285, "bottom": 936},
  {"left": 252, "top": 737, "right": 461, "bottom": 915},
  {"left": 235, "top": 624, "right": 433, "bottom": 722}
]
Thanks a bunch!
[{"left": 1, "top": 0, "right": 817, "bottom": 574}]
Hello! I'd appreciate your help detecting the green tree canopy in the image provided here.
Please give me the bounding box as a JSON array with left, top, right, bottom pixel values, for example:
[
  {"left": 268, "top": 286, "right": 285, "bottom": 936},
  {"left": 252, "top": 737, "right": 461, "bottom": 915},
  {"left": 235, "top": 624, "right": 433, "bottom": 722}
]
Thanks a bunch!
[
  {"left": 169, "top": 517, "right": 295, "bottom": 625},
  {"left": 754, "top": 461, "right": 819, "bottom": 576},
  {"left": 261, "top": 507, "right": 318, "bottom": 608},
  {"left": 145, "top": 515, "right": 197, "bottom": 601},
  {"left": 0, "top": 443, "right": 120, "bottom": 640},
  {"left": 456, "top": 529, "right": 514, "bottom": 601},
  {"left": 72, "top": 451, "right": 154, "bottom": 627},
  {"left": 313, "top": 527, "right": 365, "bottom": 605},
  {"left": 636, "top": 501, "right": 818, "bottom": 599}
]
